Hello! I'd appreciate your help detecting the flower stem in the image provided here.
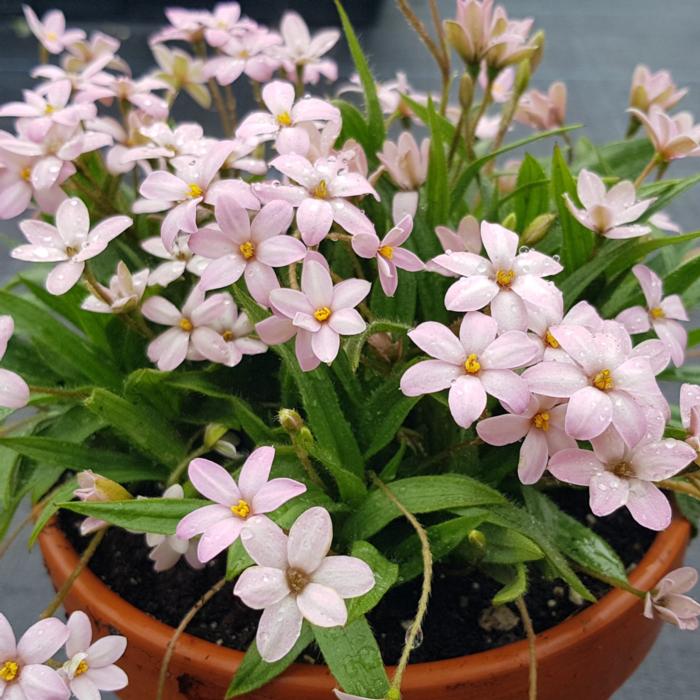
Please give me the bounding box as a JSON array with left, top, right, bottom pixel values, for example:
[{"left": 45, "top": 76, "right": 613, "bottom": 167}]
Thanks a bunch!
[
  {"left": 370, "top": 472, "right": 433, "bottom": 693},
  {"left": 634, "top": 154, "right": 660, "bottom": 188},
  {"left": 658, "top": 478, "right": 700, "bottom": 499},
  {"left": 194, "top": 41, "right": 230, "bottom": 135},
  {"left": 167, "top": 445, "right": 209, "bottom": 487},
  {"left": 40, "top": 528, "right": 106, "bottom": 619},
  {"left": 515, "top": 596, "right": 538, "bottom": 700},
  {"left": 156, "top": 576, "right": 228, "bottom": 700},
  {"left": 28, "top": 385, "right": 90, "bottom": 399}
]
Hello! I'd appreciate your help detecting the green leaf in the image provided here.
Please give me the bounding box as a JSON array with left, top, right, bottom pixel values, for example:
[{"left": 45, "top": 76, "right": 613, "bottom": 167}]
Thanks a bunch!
[
  {"left": 394, "top": 513, "right": 486, "bottom": 584},
  {"left": 0, "top": 291, "right": 120, "bottom": 389},
  {"left": 347, "top": 541, "right": 399, "bottom": 619},
  {"left": 334, "top": 99, "right": 376, "bottom": 160},
  {"left": 333, "top": 0, "right": 384, "bottom": 156},
  {"left": 84, "top": 388, "right": 187, "bottom": 467},
  {"left": 491, "top": 563, "right": 528, "bottom": 606},
  {"left": 0, "top": 436, "right": 162, "bottom": 481},
  {"left": 660, "top": 366, "right": 700, "bottom": 384},
  {"left": 639, "top": 174, "right": 700, "bottom": 219},
  {"left": 27, "top": 478, "right": 78, "bottom": 547},
  {"left": 513, "top": 154, "right": 549, "bottom": 231},
  {"left": 522, "top": 488, "right": 628, "bottom": 586},
  {"left": 341, "top": 474, "right": 506, "bottom": 542},
  {"left": 226, "top": 625, "right": 314, "bottom": 698},
  {"left": 226, "top": 539, "right": 253, "bottom": 581},
  {"left": 479, "top": 523, "right": 544, "bottom": 564},
  {"left": 425, "top": 98, "right": 449, "bottom": 229},
  {"left": 59, "top": 497, "right": 205, "bottom": 534},
  {"left": 573, "top": 137, "right": 654, "bottom": 180},
  {"left": 551, "top": 144, "right": 594, "bottom": 275},
  {"left": 344, "top": 319, "right": 411, "bottom": 372},
  {"left": 313, "top": 616, "right": 389, "bottom": 698},
  {"left": 676, "top": 493, "right": 700, "bottom": 531}
]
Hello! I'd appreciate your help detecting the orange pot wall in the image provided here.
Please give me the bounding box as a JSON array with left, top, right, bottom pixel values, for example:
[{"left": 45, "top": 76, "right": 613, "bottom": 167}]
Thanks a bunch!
[{"left": 40, "top": 516, "right": 689, "bottom": 700}]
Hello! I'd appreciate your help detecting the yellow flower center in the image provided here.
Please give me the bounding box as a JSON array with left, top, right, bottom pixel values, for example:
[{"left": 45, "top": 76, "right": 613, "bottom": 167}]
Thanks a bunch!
[
  {"left": 286, "top": 567, "right": 311, "bottom": 594},
  {"left": 65, "top": 245, "right": 78, "bottom": 257},
  {"left": 239, "top": 241, "right": 255, "bottom": 260},
  {"left": 313, "top": 306, "right": 332, "bottom": 322},
  {"left": 20, "top": 167, "right": 32, "bottom": 181},
  {"left": 230, "top": 499, "right": 251, "bottom": 518},
  {"left": 222, "top": 330, "right": 235, "bottom": 342},
  {"left": 187, "top": 183, "right": 203, "bottom": 198},
  {"left": 276, "top": 111, "right": 293, "bottom": 127},
  {"left": 533, "top": 411, "right": 550, "bottom": 431},
  {"left": 45, "top": 31, "right": 58, "bottom": 42},
  {"left": 496, "top": 269, "right": 515, "bottom": 287},
  {"left": 611, "top": 461, "right": 635, "bottom": 478},
  {"left": 544, "top": 330, "right": 559, "bottom": 349},
  {"left": 75, "top": 660, "right": 89, "bottom": 677},
  {"left": 44, "top": 103, "right": 56, "bottom": 115},
  {"left": 464, "top": 353, "right": 481, "bottom": 374},
  {"left": 0, "top": 660, "right": 19, "bottom": 682},
  {"left": 650, "top": 306, "right": 665, "bottom": 319},
  {"left": 239, "top": 49, "right": 250, "bottom": 59},
  {"left": 378, "top": 245, "right": 394, "bottom": 260},
  {"left": 311, "top": 179, "right": 328, "bottom": 199},
  {"left": 593, "top": 368, "right": 614, "bottom": 391},
  {"left": 179, "top": 318, "right": 193, "bottom": 332}
]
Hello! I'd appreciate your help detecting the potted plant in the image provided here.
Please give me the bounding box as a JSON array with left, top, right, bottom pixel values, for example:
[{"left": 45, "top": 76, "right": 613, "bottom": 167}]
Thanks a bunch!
[{"left": 1, "top": 2, "right": 700, "bottom": 700}]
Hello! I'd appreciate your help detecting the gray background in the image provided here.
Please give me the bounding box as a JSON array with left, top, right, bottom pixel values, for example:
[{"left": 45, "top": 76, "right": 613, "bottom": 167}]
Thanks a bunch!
[{"left": 1, "top": 0, "right": 700, "bottom": 697}]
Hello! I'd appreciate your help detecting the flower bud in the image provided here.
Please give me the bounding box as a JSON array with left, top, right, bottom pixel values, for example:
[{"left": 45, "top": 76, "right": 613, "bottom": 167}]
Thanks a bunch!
[
  {"left": 514, "top": 59, "right": 531, "bottom": 97},
  {"left": 521, "top": 213, "right": 557, "bottom": 245},
  {"left": 501, "top": 212, "right": 517, "bottom": 231},
  {"left": 386, "top": 689, "right": 402, "bottom": 700},
  {"left": 468, "top": 528, "right": 487, "bottom": 551},
  {"left": 279, "top": 408, "right": 305, "bottom": 434},
  {"left": 528, "top": 31, "right": 546, "bottom": 73},
  {"left": 459, "top": 72, "right": 474, "bottom": 110},
  {"left": 75, "top": 470, "right": 132, "bottom": 503},
  {"left": 204, "top": 423, "right": 229, "bottom": 449}
]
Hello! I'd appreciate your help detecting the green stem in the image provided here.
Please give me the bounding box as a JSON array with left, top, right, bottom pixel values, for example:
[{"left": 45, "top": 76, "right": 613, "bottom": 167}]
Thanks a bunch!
[
  {"left": 167, "top": 445, "right": 209, "bottom": 486},
  {"left": 634, "top": 154, "right": 660, "bottom": 188},
  {"left": 466, "top": 78, "right": 494, "bottom": 159},
  {"left": 28, "top": 385, "right": 90, "bottom": 399},
  {"left": 370, "top": 473, "right": 433, "bottom": 693}
]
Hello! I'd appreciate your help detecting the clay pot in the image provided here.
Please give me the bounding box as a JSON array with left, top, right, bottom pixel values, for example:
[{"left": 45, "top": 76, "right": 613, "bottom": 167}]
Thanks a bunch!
[{"left": 40, "top": 515, "right": 689, "bottom": 700}]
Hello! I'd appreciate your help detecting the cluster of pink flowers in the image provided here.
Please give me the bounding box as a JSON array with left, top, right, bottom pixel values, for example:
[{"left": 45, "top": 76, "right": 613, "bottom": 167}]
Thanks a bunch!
[{"left": 0, "top": 610, "right": 126, "bottom": 700}]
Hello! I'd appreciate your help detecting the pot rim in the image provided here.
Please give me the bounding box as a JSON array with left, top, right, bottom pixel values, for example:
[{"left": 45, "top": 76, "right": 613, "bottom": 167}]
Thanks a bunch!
[{"left": 39, "top": 513, "right": 690, "bottom": 693}]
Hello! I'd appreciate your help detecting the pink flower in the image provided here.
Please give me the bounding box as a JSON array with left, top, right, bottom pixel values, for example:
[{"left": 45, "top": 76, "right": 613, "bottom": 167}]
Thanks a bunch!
[
  {"left": 22, "top": 5, "right": 85, "bottom": 54},
  {"left": 523, "top": 324, "right": 662, "bottom": 446},
  {"left": 338, "top": 71, "right": 424, "bottom": 120},
  {"left": 141, "top": 235, "right": 208, "bottom": 288},
  {"left": 479, "top": 64, "right": 514, "bottom": 103},
  {"left": 202, "top": 3, "right": 253, "bottom": 48},
  {"left": 0, "top": 613, "right": 70, "bottom": 700},
  {"left": 0, "top": 316, "right": 29, "bottom": 410},
  {"left": 549, "top": 425, "right": 695, "bottom": 530},
  {"left": 200, "top": 294, "right": 267, "bottom": 367},
  {"left": 680, "top": 383, "right": 700, "bottom": 454},
  {"left": 237, "top": 80, "right": 339, "bottom": 156},
  {"left": 74, "top": 470, "right": 131, "bottom": 536},
  {"left": 629, "top": 65, "right": 687, "bottom": 114},
  {"left": 136, "top": 141, "right": 238, "bottom": 249},
  {"left": 204, "top": 28, "right": 280, "bottom": 86},
  {"left": 12, "top": 197, "right": 132, "bottom": 295},
  {"left": 644, "top": 567, "right": 700, "bottom": 630},
  {"left": 649, "top": 211, "right": 681, "bottom": 233},
  {"left": 563, "top": 169, "right": 654, "bottom": 239},
  {"left": 515, "top": 82, "right": 567, "bottom": 131},
  {"left": 628, "top": 105, "right": 700, "bottom": 161},
  {"left": 400, "top": 312, "right": 539, "bottom": 429},
  {"left": 61, "top": 611, "right": 127, "bottom": 699},
  {"left": 175, "top": 447, "right": 306, "bottom": 563},
  {"left": 477, "top": 395, "right": 575, "bottom": 484},
  {"left": 276, "top": 11, "right": 340, "bottom": 85},
  {"left": 616, "top": 264, "right": 687, "bottom": 367},
  {"left": 81, "top": 262, "right": 148, "bottom": 315},
  {"left": 444, "top": 0, "right": 537, "bottom": 69},
  {"left": 190, "top": 196, "right": 304, "bottom": 305},
  {"left": 234, "top": 507, "right": 374, "bottom": 662},
  {"left": 145, "top": 485, "right": 202, "bottom": 572},
  {"left": 0, "top": 81, "right": 96, "bottom": 142},
  {"left": 254, "top": 154, "right": 378, "bottom": 245},
  {"left": 62, "top": 31, "right": 125, "bottom": 74},
  {"left": 377, "top": 132, "right": 429, "bottom": 221},
  {"left": 142, "top": 286, "right": 230, "bottom": 371},
  {"left": 351, "top": 214, "right": 424, "bottom": 296},
  {"left": 151, "top": 45, "right": 211, "bottom": 109},
  {"left": 433, "top": 221, "right": 563, "bottom": 331},
  {"left": 267, "top": 258, "right": 370, "bottom": 369},
  {"left": 77, "top": 75, "right": 170, "bottom": 120},
  {"left": 122, "top": 122, "right": 207, "bottom": 163},
  {"left": 429, "top": 215, "right": 482, "bottom": 275}
]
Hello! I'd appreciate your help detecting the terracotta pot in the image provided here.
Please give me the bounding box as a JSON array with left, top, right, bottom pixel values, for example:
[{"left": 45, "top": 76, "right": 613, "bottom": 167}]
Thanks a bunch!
[{"left": 39, "top": 515, "right": 689, "bottom": 700}]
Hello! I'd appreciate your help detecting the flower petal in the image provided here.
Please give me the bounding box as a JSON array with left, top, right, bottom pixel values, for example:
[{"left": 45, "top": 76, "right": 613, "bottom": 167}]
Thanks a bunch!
[
  {"left": 240, "top": 515, "right": 289, "bottom": 568},
  {"left": 197, "top": 517, "right": 244, "bottom": 562},
  {"left": 287, "top": 506, "right": 333, "bottom": 574},
  {"left": 238, "top": 446, "right": 275, "bottom": 502},
  {"left": 400, "top": 360, "right": 461, "bottom": 396},
  {"left": 448, "top": 375, "right": 487, "bottom": 429},
  {"left": 548, "top": 448, "right": 602, "bottom": 486},
  {"left": 18, "top": 618, "right": 68, "bottom": 664},
  {"left": 407, "top": 322, "right": 464, "bottom": 364},
  {"left": 589, "top": 472, "right": 629, "bottom": 517},
  {"left": 252, "top": 478, "right": 307, "bottom": 514},
  {"left": 188, "top": 458, "right": 241, "bottom": 505},
  {"left": 297, "top": 582, "right": 348, "bottom": 627},
  {"left": 297, "top": 198, "right": 333, "bottom": 246},
  {"left": 312, "top": 556, "right": 375, "bottom": 598},
  {"left": 175, "top": 504, "right": 232, "bottom": 539},
  {"left": 234, "top": 567, "right": 290, "bottom": 609},
  {"left": 256, "top": 595, "right": 303, "bottom": 663},
  {"left": 518, "top": 428, "right": 549, "bottom": 485}
]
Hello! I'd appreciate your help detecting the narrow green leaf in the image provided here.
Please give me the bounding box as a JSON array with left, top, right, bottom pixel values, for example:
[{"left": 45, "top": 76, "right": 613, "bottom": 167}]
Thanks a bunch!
[
  {"left": 28, "top": 478, "right": 78, "bottom": 547},
  {"left": 479, "top": 523, "right": 544, "bottom": 564},
  {"left": 639, "top": 174, "right": 700, "bottom": 219},
  {"left": 343, "top": 319, "right": 411, "bottom": 372},
  {"left": 313, "top": 617, "right": 389, "bottom": 698},
  {"left": 333, "top": 99, "right": 375, "bottom": 158},
  {"left": 551, "top": 144, "right": 594, "bottom": 275},
  {"left": 573, "top": 137, "right": 654, "bottom": 180},
  {"left": 226, "top": 539, "right": 253, "bottom": 581},
  {"left": 513, "top": 154, "right": 549, "bottom": 231},
  {"left": 341, "top": 474, "right": 506, "bottom": 542},
  {"left": 226, "top": 625, "right": 314, "bottom": 698},
  {"left": 333, "top": 0, "right": 384, "bottom": 155},
  {"left": 85, "top": 388, "right": 187, "bottom": 467},
  {"left": 490, "top": 563, "right": 528, "bottom": 605},
  {"left": 347, "top": 541, "right": 399, "bottom": 619},
  {"left": 425, "top": 97, "right": 449, "bottom": 228},
  {"left": 0, "top": 436, "right": 162, "bottom": 481}
]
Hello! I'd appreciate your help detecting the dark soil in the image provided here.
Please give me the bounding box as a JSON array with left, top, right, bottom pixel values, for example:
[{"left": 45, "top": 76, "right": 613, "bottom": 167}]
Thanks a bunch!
[{"left": 58, "top": 489, "right": 655, "bottom": 664}]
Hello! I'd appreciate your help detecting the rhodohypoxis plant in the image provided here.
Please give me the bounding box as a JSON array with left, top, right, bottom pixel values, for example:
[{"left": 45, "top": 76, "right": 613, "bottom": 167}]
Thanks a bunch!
[{"left": 1, "top": 2, "right": 700, "bottom": 700}]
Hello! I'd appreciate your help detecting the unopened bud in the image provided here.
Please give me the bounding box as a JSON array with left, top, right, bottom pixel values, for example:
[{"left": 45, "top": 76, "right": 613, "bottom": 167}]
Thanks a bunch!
[
  {"left": 279, "top": 408, "right": 305, "bottom": 434},
  {"left": 529, "top": 31, "right": 546, "bottom": 73},
  {"left": 214, "top": 440, "right": 238, "bottom": 459},
  {"left": 521, "top": 213, "right": 557, "bottom": 245},
  {"left": 296, "top": 426, "right": 315, "bottom": 452},
  {"left": 514, "top": 59, "right": 531, "bottom": 96},
  {"left": 459, "top": 72, "right": 474, "bottom": 110},
  {"left": 204, "top": 423, "right": 229, "bottom": 449},
  {"left": 75, "top": 470, "right": 132, "bottom": 503},
  {"left": 468, "top": 529, "right": 487, "bottom": 551},
  {"left": 501, "top": 212, "right": 517, "bottom": 231},
  {"left": 385, "top": 689, "right": 402, "bottom": 700}
]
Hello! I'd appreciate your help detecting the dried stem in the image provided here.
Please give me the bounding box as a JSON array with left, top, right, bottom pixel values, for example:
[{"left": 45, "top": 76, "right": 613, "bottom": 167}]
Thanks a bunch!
[
  {"left": 658, "top": 478, "right": 700, "bottom": 499},
  {"left": 40, "top": 528, "right": 106, "bottom": 619},
  {"left": 28, "top": 385, "right": 90, "bottom": 399},
  {"left": 370, "top": 472, "right": 432, "bottom": 693},
  {"left": 155, "top": 576, "right": 228, "bottom": 700},
  {"left": 515, "top": 596, "right": 538, "bottom": 700}
]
